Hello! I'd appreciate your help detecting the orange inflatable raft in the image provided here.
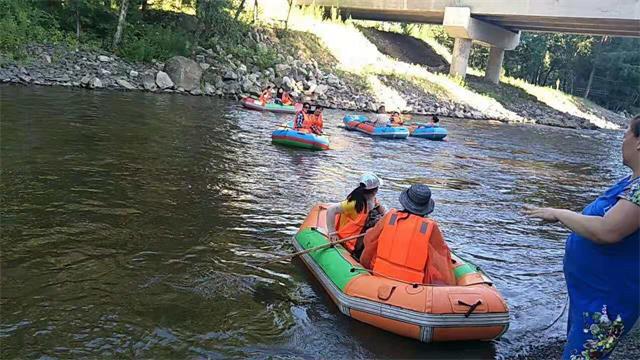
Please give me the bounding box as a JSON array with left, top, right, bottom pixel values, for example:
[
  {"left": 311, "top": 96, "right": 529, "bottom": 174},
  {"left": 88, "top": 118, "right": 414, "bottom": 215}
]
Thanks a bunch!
[{"left": 292, "top": 205, "right": 510, "bottom": 342}]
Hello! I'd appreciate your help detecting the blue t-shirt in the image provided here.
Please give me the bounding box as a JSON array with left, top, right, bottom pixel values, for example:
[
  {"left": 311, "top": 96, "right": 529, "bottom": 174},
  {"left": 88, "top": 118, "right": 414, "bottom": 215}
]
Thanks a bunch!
[
  {"left": 564, "top": 176, "right": 640, "bottom": 291},
  {"left": 562, "top": 175, "right": 640, "bottom": 359}
]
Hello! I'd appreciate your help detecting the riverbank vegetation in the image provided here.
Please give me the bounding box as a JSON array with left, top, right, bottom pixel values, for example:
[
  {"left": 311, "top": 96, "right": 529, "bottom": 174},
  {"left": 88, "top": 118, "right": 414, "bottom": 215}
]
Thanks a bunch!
[{"left": 0, "top": 0, "right": 635, "bottom": 127}]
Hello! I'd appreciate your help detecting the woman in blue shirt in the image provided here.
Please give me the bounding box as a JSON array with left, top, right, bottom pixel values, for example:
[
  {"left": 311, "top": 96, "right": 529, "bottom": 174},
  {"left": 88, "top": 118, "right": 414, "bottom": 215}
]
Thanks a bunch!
[{"left": 525, "top": 115, "right": 640, "bottom": 359}]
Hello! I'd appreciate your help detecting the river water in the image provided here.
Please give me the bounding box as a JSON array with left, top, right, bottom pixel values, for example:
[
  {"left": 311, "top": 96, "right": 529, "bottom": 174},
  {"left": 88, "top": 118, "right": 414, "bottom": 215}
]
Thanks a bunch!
[{"left": 0, "top": 85, "right": 624, "bottom": 359}]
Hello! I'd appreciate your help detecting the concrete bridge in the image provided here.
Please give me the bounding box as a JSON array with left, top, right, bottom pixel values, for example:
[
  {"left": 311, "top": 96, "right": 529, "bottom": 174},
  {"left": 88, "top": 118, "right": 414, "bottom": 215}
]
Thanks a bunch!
[{"left": 294, "top": 1, "right": 640, "bottom": 83}]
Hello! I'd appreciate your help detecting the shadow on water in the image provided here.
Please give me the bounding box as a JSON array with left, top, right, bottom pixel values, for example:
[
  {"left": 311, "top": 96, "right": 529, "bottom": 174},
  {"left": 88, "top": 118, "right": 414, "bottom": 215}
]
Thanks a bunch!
[{"left": 0, "top": 85, "right": 625, "bottom": 358}]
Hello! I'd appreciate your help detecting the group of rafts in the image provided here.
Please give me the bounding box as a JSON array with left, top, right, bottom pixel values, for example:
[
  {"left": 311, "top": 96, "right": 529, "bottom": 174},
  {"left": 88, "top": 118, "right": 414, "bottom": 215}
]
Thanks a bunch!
[
  {"left": 241, "top": 88, "right": 448, "bottom": 151},
  {"left": 241, "top": 91, "right": 508, "bottom": 344}
]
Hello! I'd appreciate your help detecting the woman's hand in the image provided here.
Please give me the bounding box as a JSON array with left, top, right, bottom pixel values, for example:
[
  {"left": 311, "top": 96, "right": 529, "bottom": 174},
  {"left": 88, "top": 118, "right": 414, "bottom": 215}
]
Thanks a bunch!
[{"left": 523, "top": 205, "right": 560, "bottom": 222}]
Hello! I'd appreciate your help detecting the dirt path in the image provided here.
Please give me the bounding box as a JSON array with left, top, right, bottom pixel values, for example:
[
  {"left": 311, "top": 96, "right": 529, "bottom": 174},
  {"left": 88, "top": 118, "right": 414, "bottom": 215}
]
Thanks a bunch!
[{"left": 358, "top": 26, "right": 448, "bottom": 71}]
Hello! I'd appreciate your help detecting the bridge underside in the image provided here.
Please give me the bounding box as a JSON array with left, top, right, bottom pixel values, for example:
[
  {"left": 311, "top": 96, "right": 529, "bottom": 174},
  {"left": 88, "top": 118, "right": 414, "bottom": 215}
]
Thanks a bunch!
[
  {"left": 342, "top": 10, "right": 640, "bottom": 37},
  {"left": 294, "top": 0, "right": 640, "bottom": 84}
]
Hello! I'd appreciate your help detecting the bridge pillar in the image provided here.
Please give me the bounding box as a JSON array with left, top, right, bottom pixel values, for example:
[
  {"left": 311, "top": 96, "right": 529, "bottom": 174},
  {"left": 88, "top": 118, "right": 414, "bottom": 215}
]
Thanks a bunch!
[
  {"left": 443, "top": 7, "right": 519, "bottom": 83},
  {"left": 450, "top": 38, "right": 472, "bottom": 79},
  {"left": 484, "top": 46, "right": 505, "bottom": 84}
]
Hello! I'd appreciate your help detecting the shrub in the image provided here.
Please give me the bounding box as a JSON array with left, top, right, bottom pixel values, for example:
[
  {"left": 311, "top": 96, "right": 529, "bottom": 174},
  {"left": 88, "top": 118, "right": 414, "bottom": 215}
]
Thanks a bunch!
[
  {"left": 0, "top": 0, "right": 70, "bottom": 59},
  {"left": 118, "top": 23, "right": 191, "bottom": 62}
]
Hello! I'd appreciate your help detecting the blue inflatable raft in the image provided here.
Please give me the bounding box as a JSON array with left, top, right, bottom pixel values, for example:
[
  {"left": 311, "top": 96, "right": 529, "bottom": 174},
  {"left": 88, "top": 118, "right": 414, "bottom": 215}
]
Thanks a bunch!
[
  {"left": 409, "top": 125, "right": 448, "bottom": 140},
  {"left": 342, "top": 115, "right": 409, "bottom": 139},
  {"left": 271, "top": 127, "right": 330, "bottom": 151}
]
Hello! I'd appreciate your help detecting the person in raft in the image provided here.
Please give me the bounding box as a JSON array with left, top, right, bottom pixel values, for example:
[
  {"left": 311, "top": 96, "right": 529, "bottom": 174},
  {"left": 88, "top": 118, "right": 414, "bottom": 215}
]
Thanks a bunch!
[
  {"left": 309, "top": 105, "right": 324, "bottom": 135},
  {"left": 325, "top": 173, "right": 386, "bottom": 259},
  {"left": 360, "top": 184, "right": 456, "bottom": 286},
  {"left": 371, "top": 105, "right": 389, "bottom": 126},
  {"left": 389, "top": 111, "right": 404, "bottom": 126},
  {"left": 274, "top": 87, "right": 294, "bottom": 106},
  {"left": 259, "top": 85, "right": 273, "bottom": 105},
  {"left": 293, "top": 102, "right": 311, "bottom": 130},
  {"left": 427, "top": 116, "right": 440, "bottom": 127},
  {"left": 524, "top": 115, "right": 640, "bottom": 359}
]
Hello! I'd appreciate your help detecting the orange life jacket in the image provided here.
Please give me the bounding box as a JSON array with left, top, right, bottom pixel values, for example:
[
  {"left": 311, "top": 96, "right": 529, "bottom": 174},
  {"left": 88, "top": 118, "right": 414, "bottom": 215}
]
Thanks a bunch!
[
  {"left": 282, "top": 92, "right": 294, "bottom": 105},
  {"left": 335, "top": 199, "right": 380, "bottom": 252},
  {"left": 301, "top": 113, "right": 315, "bottom": 129},
  {"left": 314, "top": 114, "right": 323, "bottom": 128},
  {"left": 259, "top": 90, "right": 272, "bottom": 105},
  {"left": 372, "top": 209, "right": 454, "bottom": 284},
  {"left": 335, "top": 211, "right": 368, "bottom": 252}
]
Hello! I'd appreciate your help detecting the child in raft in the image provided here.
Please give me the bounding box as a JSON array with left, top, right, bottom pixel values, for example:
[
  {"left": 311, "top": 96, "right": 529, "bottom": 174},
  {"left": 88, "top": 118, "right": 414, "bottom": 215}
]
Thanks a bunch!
[
  {"left": 309, "top": 105, "right": 324, "bottom": 135},
  {"left": 325, "top": 173, "right": 386, "bottom": 260},
  {"left": 259, "top": 85, "right": 273, "bottom": 105},
  {"left": 389, "top": 111, "right": 404, "bottom": 126},
  {"left": 274, "top": 87, "right": 294, "bottom": 106},
  {"left": 427, "top": 116, "right": 440, "bottom": 127}
]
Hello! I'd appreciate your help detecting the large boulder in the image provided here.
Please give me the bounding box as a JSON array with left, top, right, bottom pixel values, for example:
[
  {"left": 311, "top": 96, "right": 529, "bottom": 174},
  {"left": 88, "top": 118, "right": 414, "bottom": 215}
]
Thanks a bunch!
[
  {"left": 275, "top": 63, "right": 290, "bottom": 76},
  {"left": 142, "top": 72, "right": 157, "bottom": 91},
  {"left": 163, "top": 56, "right": 202, "bottom": 91},
  {"left": 116, "top": 79, "right": 135, "bottom": 90},
  {"left": 326, "top": 74, "right": 340, "bottom": 87},
  {"left": 204, "top": 83, "right": 216, "bottom": 96},
  {"left": 88, "top": 77, "right": 103, "bottom": 89},
  {"left": 223, "top": 69, "right": 238, "bottom": 81},
  {"left": 156, "top": 71, "right": 174, "bottom": 89},
  {"left": 315, "top": 84, "right": 329, "bottom": 96},
  {"left": 241, "top": 79, "right": 254, "bottom": 93},
  {"left": 282, "top": 76, "right": 295, "bottom": 91}
]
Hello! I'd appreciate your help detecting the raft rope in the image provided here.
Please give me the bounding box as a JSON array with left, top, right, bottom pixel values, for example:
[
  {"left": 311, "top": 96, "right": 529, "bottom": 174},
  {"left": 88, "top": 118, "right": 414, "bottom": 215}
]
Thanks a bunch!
[{"left": 540, "top": 295, "right": 569, "bottom": 332}]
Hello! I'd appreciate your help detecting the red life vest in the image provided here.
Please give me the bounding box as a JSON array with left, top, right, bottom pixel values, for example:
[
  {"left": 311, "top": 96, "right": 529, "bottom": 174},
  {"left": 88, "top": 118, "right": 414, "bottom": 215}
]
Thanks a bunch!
[{"left": 372, "top": 209, "right": 452, "bottom": 284}]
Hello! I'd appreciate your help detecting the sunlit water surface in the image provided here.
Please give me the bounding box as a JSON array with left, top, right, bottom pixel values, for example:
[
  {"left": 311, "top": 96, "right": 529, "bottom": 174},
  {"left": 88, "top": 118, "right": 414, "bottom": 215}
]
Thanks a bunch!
[{"left": 0, "top": 85, "right": 623, "bottom": 359}]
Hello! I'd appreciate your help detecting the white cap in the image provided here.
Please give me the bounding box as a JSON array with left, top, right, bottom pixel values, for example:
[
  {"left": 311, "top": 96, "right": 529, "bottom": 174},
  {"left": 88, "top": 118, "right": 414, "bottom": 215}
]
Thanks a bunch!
[{"left": 360, "top": 172, "right": 382, "bottom": 190}]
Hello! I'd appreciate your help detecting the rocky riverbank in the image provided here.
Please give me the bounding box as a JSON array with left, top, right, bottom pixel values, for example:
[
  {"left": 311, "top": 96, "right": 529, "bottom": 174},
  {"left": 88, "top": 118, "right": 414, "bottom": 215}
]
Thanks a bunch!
[
  {"left": 0, "top": 27, "right": 628, "bottom": 130},
  {"left": 0, "top": 41, "right": 379, "bottom": 111}
]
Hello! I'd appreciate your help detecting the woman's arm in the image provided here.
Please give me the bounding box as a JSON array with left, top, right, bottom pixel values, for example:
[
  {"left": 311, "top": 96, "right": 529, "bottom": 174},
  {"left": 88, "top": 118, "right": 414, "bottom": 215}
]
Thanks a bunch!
[
  {"left": 325, "top": 203, "right": 344, "bottom": 236},
  {"left": 524, "top": 200, "right": 640, "bottom": 244}
]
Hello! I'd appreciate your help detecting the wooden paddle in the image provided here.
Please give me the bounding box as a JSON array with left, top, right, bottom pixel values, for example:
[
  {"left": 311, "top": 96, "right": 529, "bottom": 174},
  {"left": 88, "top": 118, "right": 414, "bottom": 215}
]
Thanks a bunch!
[{"left": 265, "top": 231, "right": 364, "bottom": 264}]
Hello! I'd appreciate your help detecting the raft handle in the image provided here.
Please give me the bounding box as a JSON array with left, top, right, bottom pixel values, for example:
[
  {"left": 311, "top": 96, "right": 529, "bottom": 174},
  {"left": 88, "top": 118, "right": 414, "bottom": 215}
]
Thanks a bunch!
[{"left": 458, "top": 300, "right": 483, "bottom": 318}]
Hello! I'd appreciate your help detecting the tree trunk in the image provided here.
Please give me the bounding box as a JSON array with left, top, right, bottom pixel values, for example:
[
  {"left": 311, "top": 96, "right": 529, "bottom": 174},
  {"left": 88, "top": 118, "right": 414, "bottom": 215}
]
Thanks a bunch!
[
  {"left": 583, "top": 63, "right": 595, "bottom": 99},
  {"left": 141, "top": 0, "right": 148, "bottom": 12},
  {"left": 541, "top": 64, "right": 555, "bottom": 86},
  {"left": 112, "top": 0, "right": 129, "bottom": 50},
  {"left": 253, "top": 0, "right": 259, "bottom": 24},
  {"left": 285, "top": 0, "right": 293, "bottom": 30},
  {"left": 234, "top": 0, "right": 246, "bottom": 20},
  {"left": 75, "top": 0, "right": 81, "bottom": 41}
]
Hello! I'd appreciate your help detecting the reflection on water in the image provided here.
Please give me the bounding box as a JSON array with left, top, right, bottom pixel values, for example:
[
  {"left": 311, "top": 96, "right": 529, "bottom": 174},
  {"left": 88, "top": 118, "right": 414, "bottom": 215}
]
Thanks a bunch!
[{"left": 0, "top": 85, "right": 624, "bottom": 358}]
